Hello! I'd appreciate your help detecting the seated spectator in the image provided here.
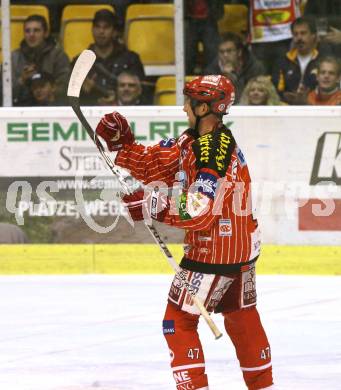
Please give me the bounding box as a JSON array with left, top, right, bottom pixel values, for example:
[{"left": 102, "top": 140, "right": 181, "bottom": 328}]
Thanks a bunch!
[
  {"left": 204, "top": 32, "right": 265, "bottom": 102},
  {"left": 116, "top": 71, "right": 145, "bottom": 105},
  {"left": 239, "top": 76, "right": 283, "bottom": 105},
  {"left": 307, "top": 56, "right": 341, "bottom": 105},
  {"left": 6, "top": 14, "right": 70, "bottom": 106},
  {"left": 272, "top": 17, "right": 326, "bottom": 105},
  {"left": 72, "top": 9, "right": 145, "bottom": 106},
  {"left": 26, "top": 72, "right": 65, "bottom": 106}
]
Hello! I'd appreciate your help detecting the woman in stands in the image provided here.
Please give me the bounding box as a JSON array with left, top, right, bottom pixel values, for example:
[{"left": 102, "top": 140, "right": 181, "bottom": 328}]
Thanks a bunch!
[{"left": 239, "top": 76, "right": 283, "bottom": 106}]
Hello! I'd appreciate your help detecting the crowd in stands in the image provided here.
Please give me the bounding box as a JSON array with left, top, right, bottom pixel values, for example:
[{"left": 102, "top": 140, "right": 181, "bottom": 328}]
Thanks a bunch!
[{"left": 1, "top": 0, "right": 341, "bottom": 107}]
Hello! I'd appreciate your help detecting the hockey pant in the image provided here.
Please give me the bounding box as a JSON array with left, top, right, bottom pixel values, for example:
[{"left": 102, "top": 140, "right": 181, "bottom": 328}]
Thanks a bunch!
[{"left": 162, "top": 265, "right": 273, "bottom": 390}]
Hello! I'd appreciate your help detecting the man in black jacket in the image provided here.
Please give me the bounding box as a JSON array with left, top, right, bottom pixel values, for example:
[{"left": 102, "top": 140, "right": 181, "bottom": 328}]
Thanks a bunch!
[
  {"left": 1, "top": 14, "right": 70, "bottom": 106},
  {"left": 72, "top": 9, "right": 145, "bottom": 106},
  {"left": 272, "top": 17, "right": 325, "bottom": 105}
]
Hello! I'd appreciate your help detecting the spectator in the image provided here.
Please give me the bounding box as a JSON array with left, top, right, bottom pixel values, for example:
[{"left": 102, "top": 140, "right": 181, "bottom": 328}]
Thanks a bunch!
[
  {"left": 304, "top": 0, "right": 341, "bottom": 57},
  {"left": 307, "top": 56, "right": 341, "bottom": 105},
  {"left": 7, "top": 14, "right": 70, "bottom": 106},
  {"left": 116, "top": 71, "right": 145, "bottom": 106},
  {"left": 272, "top": 17, "right": 323, "bottom": 105},
  {"left": 204, "top": 32, "right": 265, "bottom": 102},
  {"left": 247, "top": 0, "right": 301, "bottom": 75},
  {"left": 185, "top": 0, "right": 224, "bottom": 74},
  {"left": 72, "top": 9, "right": 145, "bottom": 106},
  {"left": 239, "top": 75, "right": 283, "bottom": 105},
  {"left": 26, "top": 72, "right": 65, "bottom": 106}
]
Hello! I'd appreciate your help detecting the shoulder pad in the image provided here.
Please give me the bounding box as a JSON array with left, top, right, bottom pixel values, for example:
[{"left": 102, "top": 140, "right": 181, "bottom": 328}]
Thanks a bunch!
[{"left": 192, "top": 127, "right": 236, "bottom": 177}]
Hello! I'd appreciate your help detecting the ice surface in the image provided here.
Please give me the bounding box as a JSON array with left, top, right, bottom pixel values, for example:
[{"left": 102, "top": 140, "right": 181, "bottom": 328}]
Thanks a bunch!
[{"left": 0, "top": 275, "right": 340, "bottom": 390}]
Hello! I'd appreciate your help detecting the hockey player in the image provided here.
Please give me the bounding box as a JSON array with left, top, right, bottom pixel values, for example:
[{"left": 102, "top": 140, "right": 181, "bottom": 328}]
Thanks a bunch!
[{"left": 95, "top": 75, "right": 274, "bottom": 389}]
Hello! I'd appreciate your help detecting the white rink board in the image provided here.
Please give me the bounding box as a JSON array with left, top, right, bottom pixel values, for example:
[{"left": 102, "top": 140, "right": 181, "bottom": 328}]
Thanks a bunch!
[
  {"left": 0, "top": 275, "right": 340, "bottom": 390},
  {"left": 0, "top": 106, "right": 340, "bottom": 245}
]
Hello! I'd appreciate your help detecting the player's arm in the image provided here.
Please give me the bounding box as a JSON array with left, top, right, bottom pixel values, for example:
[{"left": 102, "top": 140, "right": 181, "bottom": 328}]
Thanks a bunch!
[
  {"left": 96, "top": 111, "right": 180, "bottom": 185},
  {"left": 116, "top": 140, "right": 180, "bottom": 186},
  {"left": 124, "top": 128, "right": 237, "bottom": 231}
]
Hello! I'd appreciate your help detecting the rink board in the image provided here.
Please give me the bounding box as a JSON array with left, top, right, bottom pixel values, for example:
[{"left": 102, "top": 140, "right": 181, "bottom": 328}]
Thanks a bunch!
[
  {"left": 0, "top": 106, "right": 341, "bottom": 245},
  {"left": 0, "top": 244, "right": 340, "bottom": 275}
]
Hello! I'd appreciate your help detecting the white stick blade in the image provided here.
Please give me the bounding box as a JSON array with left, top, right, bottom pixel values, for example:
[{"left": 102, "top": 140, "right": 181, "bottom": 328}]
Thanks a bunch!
[{"left": 67, "top": 50, "right": 96, "bottom": 97}]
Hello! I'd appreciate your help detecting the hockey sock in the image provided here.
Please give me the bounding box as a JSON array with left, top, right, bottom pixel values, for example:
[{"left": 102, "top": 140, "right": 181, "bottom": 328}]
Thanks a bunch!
[
  {"left": 224, "top": 307, "right": 273, "bottom": 390},
  {"left": 163, "top": 302, "right": 209, "bottom": 389}
]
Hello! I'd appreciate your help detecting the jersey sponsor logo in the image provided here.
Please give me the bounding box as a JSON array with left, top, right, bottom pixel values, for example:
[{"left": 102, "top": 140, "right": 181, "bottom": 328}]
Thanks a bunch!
[
  {"left": 187, "top": 191, "right": 210, "bottom": 218},
  {"left": 185, "top": 272, "right": 204, "bottom": 306},
  {"left": 177, "top": 132, "right": 190, "bottom": 147},
  {"left": 256, "top": 10, "right": 291, "bottom": 24},
  {"left": 159, "top": 138, "right": 176, "bottom": 148},
  {"left": 195, "top": 171, "right": 218, "bottom": 199},
  {"left": 242, "top": 266, "right": 257, "bottom": 307},
  {"left": 198, "top": 230, "right": 212, "bottom": 241},
  {"left": 219, "top": 218, "right": 232, "bottom": 236},
  {"left": 310, "top": 132, "right": 341, "bottom": 185},
  {"left": 163, "top": 320, "right": 175, "bottom": 335},
  {"left": 169, "top": 270, "right": 186, "bottom": 304},
  {"left": 150, "top": 194, "right": 158, "bottom": 218},
  {"left": 179, "top": 193, "right": 192, "bottom": 221},
  {"left": 216, "top": 132, "right": 232, "bottom": 173},
  {"left": 197, "top": 133, "right": 213, "bottom": 164},
  {"left": 178, "top": 170, "right": 188, "bottom": 188},
  {"left": 193, "top": 128, "right": 236, "bottom": 177},
  {"left": 207, "top": 277, "right": 234, "bottom": 312},
  {"left": 254, "top": 0, "right": 291, "bottom": 10},
  {"left": 237, "top": 146, "right": 247, "bottom": 166},
  {"left": 173, "top": 370, "right": 192, "bottom": 386}
]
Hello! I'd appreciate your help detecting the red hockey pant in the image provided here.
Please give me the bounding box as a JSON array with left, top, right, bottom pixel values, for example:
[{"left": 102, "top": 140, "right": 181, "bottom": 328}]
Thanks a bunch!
[{"left": 163, "top": 303, "right": 273, "bottom": 390}]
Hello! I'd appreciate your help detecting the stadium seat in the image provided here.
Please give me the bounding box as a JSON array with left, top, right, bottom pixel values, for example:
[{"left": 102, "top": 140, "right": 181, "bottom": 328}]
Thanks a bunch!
[
  {"left": 218, "top": 4, "right": 248, "bottom": 37},
  {"left": 154, "top": 76, "right": 195, "bottom": 105},
  {"left": 60, "top": 4, "right": 114, "bottom": 60},
  {"left": 125, "top": 4, "right": 175, "bottom": 76},
  {"left": 0, "top": 5, "right": 50, "bottom": 62}
]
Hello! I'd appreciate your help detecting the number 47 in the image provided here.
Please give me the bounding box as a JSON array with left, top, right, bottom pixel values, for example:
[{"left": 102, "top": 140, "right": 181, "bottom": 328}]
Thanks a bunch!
[
  {"left": 188, "top": 348, "right": 200, "bottom": 360},
  {"left": 261, "top": 346, "right": 271, "bottom": 360}
]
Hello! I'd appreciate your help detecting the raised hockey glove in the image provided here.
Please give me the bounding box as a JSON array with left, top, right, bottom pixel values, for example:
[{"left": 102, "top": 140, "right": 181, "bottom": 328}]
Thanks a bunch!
[
  {"left": 122, "top": 188, "right": 169, "bottom": 222},
  {"left": 96, "top": 111, "right": 134, "bottom": 151}
]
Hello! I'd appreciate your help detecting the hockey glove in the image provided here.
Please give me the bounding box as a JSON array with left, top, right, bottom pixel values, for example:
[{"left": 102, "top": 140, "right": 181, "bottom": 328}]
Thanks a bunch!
[
  {"left": 122, "top": 188, "right": 169, "bottom": 222},
  {"left": 96, "top": 111, "right": 134, "bottom": 151},
  {"left": 122, "top": 189, "right": 146, "bottom": 221}
]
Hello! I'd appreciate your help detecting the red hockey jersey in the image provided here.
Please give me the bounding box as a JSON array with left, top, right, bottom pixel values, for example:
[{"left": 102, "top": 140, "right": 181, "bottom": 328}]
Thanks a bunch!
[{"left": 115, "top": 125, "right": 260, "bottom": 274}]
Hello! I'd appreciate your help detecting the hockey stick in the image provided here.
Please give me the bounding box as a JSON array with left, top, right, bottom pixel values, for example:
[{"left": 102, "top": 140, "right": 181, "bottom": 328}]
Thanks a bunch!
[{"left": 67, "top": 49, "right": 222, "bottom": 340}]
